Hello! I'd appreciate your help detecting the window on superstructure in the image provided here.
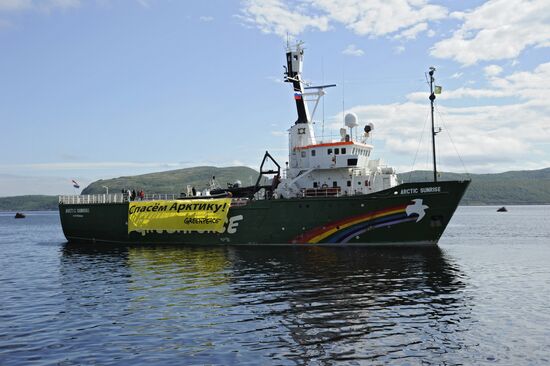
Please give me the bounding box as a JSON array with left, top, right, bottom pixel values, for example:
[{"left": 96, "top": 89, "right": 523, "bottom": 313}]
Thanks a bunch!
[
  {"left": 313, "top": 182, "right": 318, "bottom": 188},
  {"left": 335, "top": 148, "right": 340, "bottom": 155},
  {"left": 333, "top": 181, "right": 338, "bottom": 188},
  {"left": 311, "top": 150, "right": 316, "bottom": 156},
  {"left": 347, "top": 181, "right": 351, "bottom": 187},
  {"left": 341, "top": 148, "right": 346, "bottom": 154},
  {"left": 328, "top": 148, "right": 332, "bottom": 155},
  {"left": 301, "top": 151, "right": 306, "bottom": 158}
]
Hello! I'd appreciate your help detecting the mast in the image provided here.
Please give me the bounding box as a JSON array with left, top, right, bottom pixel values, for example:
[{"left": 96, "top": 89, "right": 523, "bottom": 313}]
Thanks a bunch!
[
  {"left": 284, "top": 42, "right": 310, "bottom": 124},
  {"left": 428, "top": 67, "right": 437, "bottom": 182}
]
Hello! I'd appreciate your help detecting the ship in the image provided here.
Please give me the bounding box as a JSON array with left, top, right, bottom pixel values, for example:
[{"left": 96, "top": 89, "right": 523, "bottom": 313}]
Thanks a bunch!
[{"left": 59, "top": 43, "right": 469, "bottom": 246}]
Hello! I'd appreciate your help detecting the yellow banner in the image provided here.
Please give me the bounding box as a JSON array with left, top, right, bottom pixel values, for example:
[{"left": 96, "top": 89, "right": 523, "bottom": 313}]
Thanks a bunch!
[{"left": 128, "top": 199, "right": 232, "bottom": 233}]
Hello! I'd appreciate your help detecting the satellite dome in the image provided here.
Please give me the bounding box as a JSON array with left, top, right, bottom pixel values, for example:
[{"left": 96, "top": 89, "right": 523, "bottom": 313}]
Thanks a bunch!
[{"left": 344, "top": 113, "right": 359, "bottom": 128}]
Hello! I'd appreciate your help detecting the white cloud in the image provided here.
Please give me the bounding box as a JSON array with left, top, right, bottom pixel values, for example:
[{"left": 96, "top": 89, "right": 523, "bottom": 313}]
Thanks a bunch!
[
  {"left": 238, "top": 0, "right": 330, "bottom": 38},
  {"left": 450, "top": 72, "right": 463, "bottom": 79},
  {"left": 329, "top": 62, "right": 550, "bottom": 173},
  {"left": 395, "top": 22, "right": 428, "bottom": 40},
  {"left": 406, "top": 62, "right": 550, "bottom": 103},
  {"left": 310, "top": 0, "right": 447, "bottom": 37},
  {"left": 239, "top": 0, "right": 447, "bottom": 38},
  {"left": 484, "top": 64, "right": 503, "bottom": 77},
  {"left": 406, "top": 87, "right": 510, "bottom": 101},
  {"left": 431, "top": 0, "right": 550, "bottom": 65},
  {"left": 342, "top": 44, "right": 364, "bottom": 56}
]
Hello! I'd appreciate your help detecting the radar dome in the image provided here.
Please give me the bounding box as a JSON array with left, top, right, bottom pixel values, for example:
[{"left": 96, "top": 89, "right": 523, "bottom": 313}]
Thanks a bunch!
[{"left": 344, "top": 113, "right": 359, "bottom": 128}]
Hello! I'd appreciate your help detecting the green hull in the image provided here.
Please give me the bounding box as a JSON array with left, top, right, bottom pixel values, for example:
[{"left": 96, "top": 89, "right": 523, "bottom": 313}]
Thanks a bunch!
[{"left": 59, "top": 180, "right": 469, "bottom": 245}]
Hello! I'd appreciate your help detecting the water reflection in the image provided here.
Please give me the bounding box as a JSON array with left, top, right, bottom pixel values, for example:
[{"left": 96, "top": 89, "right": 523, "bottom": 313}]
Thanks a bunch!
[
  {"left": 227, "top": 247, "right": 470, "bottom": 363},
  {"left": 59, "top": 244, "right": 471, "bottom": 364}
]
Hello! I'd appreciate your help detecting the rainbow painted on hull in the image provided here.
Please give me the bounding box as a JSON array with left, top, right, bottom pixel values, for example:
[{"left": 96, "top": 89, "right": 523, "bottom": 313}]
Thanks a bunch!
[{"left": 291, "top": 203, "right": 420, "bottom": 244}]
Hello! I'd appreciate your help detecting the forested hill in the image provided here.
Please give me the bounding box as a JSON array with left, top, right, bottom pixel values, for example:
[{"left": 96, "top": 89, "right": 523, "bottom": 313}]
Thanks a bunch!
[
  {"left": 399, "top": 168, "right": 550, "bottom": 205},
  {"left": 0, "top": 195, "right": 58, "bottom": 211},
  {"left": 82, "top": 166, "right": 266, "bottom": 195},
  {"left": 1, "top": 167, "right": 550, "bottom": 211}
]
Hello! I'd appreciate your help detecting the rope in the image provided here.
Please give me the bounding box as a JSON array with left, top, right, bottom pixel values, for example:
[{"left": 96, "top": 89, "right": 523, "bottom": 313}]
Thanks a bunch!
[
  {"left": 434, "top": 104, "right": 471, "bottom": 179},
  {"left": 408, "top": 108, "right": 431, "bottom": 182}
]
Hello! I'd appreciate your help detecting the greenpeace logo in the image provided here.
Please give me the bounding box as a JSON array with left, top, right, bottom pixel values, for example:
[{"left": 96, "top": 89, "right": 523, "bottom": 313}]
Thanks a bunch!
[{"left": 183, "top": 217, "right": 222, "bottom": 225}]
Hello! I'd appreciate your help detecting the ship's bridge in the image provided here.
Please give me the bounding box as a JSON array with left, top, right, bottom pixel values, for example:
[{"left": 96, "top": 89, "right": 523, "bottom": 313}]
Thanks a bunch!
[{"left": 292, "top": 140, "right": 373, "bottom": 169}]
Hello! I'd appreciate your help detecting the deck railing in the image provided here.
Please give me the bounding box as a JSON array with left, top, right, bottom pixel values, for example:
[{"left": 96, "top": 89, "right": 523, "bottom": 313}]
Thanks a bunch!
[
  {"left": 59, "top": 193, "right": 178, "bottom": 205},
  {"left": 301, "top": 187, "right": 342, "bottom": 198},
  {"left": 58, "top": 193, "right": 250, "bottom": 207}
]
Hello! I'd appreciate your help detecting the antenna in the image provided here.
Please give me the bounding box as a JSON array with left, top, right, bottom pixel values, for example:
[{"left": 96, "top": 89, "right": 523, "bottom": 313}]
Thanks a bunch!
[
  {"left": 321, "top": 57, "right": 325, "bottom": 141},
  {"left": 342, "top": 68, "right": 345, "bottom": 127},
  {"left": 428, "top": 66, "right": 437, "bottom": 182}
]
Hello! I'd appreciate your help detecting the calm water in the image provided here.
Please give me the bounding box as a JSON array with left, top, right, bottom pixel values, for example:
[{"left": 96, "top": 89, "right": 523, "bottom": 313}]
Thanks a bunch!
[{"left": 1, "top": 206, "right": 549, "bottom": 365}]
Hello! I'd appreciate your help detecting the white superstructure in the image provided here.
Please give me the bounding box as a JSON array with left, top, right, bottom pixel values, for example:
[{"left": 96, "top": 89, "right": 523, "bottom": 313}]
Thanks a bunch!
[{"left": 275, "top": 43, "right": 398, "bottom": 198}]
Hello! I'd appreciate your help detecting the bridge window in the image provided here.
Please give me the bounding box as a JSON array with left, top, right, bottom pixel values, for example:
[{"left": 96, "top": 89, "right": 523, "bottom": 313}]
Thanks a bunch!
[
  {"left": 341, "top": 148, "right": 346, "bottom": 154},
  {"left": 328, "top": 148, "right": 332, "bottom": 155},
  {"left": 311, "top": 149, "right": 316, "bottom": 156},
  {"left": 301, "top": 151, "right": 306, "bottom": 158},
  {"left": 335, "top": 148, "right": 340, "bottom": 155}
]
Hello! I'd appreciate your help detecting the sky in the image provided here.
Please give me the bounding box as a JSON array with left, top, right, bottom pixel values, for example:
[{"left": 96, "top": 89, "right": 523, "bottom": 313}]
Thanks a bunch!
[{"left": 0, "top": 0, "right": 549, "bottom": 196}]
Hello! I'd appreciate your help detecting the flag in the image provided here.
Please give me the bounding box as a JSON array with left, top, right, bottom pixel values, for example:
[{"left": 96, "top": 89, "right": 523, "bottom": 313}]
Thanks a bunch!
[
  {"left": 294, "top": 91, "right": 302, "bottom": 100},
  {"left": 72, "top": 180, "right": 80, "bottom": 189},
  {"left": 434, "top": 85, "right": 442, "bottom": 94}
]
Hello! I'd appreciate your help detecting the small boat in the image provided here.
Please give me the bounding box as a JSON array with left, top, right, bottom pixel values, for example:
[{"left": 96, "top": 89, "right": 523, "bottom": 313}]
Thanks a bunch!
[
  {"left": 14, "top": 212, "right": 26, "bottom": 219},
  {"left": 497, "top": 206, "right": 508, "bottom": 212}
]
